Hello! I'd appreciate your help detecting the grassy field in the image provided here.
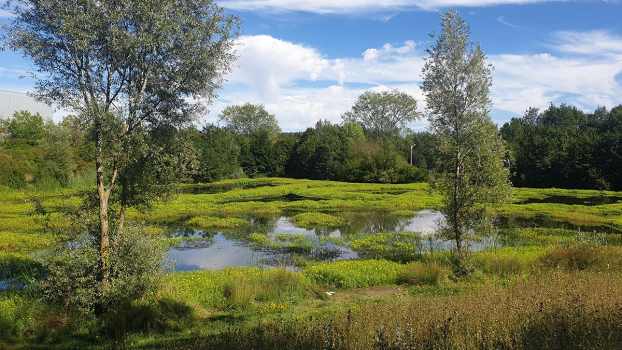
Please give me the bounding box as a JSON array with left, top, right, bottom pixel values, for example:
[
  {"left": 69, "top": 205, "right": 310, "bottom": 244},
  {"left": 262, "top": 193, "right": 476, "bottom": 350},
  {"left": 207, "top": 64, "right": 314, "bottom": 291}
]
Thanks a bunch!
[{"left": 1, "top": 179, "right": 622, "bottom": 349}]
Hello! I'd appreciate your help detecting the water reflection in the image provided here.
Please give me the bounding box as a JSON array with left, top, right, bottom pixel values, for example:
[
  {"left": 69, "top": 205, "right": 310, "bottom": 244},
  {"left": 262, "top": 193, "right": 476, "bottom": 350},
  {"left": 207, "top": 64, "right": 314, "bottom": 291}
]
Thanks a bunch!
[
  {"left": 169, "top": 233, "right": 266, "bottom": 270},
  {"left": 168, "top": 211, "right": 444, "bottom": 271}
]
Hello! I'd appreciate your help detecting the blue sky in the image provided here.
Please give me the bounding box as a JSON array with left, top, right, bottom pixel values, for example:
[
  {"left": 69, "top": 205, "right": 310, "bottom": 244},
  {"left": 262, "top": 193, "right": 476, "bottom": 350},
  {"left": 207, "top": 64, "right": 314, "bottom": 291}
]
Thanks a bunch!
[{"left": 1, "top": 0, "right": 621, "bottom": 131}]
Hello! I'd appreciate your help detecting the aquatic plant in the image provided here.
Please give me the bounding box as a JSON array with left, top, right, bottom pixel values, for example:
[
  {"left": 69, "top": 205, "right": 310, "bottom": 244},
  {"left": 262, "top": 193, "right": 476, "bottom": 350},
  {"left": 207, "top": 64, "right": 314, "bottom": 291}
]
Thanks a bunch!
[
  {"left": 291, "top": 212, "right": 345, "bottom": 228},
  {"left": 303, "top": 259, "right": 402, "bottom": 289}
]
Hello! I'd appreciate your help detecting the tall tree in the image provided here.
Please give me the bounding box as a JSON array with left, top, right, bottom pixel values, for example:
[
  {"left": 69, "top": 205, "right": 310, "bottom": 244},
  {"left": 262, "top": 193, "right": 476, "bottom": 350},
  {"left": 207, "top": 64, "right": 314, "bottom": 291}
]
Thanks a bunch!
[
  {"left": 421, "top": 9, "right": 511, "bottom": 256},
  {"left": 342, "top": 89, "right": 419, "bottom": 138},
  {"left": 218, "top": 103, "right": 281, "bottom": 137},
  {"left": 2, "top": 0, "right": 239, "bottom": 290}
]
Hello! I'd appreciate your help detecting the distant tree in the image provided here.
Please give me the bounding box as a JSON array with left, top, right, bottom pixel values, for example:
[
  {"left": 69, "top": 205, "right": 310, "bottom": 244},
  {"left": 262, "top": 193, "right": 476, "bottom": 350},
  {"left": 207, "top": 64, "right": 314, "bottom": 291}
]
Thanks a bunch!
[
  {"left": 6, "top": 110, "right": 45, "bottom": 145},
  {"left": 341, "top": 122, "right": 366, "bottom": 144},
  {"left": 219, "top": 103, "right": 281, "bottom": 137},
  {"left": 40, "top": 120, "right": 75, "bottom": 186},
  {"left": 2, "top": 0, "right": 239, "bottom": 300},
  {"left": 421, "top": 9, "right": 511, "bottom": 259},
  {"left": 190, "top": 125, "right": 241, "bottom": 182},
  {"left": 501, "top": 104, "right": 622, "bottom": 191},
  {"left": 286, "top": 120, "right": 344, "bottom": 180},
  {"left": 342, "top": 89, "right": 419, "bottom": 138}
]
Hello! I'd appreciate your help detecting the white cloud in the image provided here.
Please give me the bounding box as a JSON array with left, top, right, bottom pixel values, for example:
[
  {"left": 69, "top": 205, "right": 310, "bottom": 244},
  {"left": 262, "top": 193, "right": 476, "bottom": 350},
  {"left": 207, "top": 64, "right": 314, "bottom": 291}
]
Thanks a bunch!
[
  {"left": 491, "top": 52, "right": 622, "bottom": 114},
  {"left": 211, "top": 32, "right": 622, "bottom": 131},
  {"left": 497, "top": 15, "right": 524, "bottom": 28},
  {"left": 219, "top": 0, "right": 563, "bottom": 14},
  {"left": 363, "top": 41, "right": 416, "bottom": 61},
  {"left": 226, "top": 35, "right": 330, "bottom": 101},
  {"left": 550, "top": 30, "right": 622, "bottom": 56}
]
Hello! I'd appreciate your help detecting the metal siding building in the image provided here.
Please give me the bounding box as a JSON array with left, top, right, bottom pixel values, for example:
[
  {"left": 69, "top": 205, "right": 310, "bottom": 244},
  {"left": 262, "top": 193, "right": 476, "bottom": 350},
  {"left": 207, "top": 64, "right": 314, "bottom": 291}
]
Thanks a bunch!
[{"left": 0, "top": 90, "right": 54, "bottom": 120}]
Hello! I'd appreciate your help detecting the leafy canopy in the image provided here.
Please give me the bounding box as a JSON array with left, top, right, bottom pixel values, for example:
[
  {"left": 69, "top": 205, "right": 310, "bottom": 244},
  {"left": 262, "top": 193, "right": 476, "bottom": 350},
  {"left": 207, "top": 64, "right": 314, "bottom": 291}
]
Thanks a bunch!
[
  {"left": 218, "top": 103, "right": 281, "bottom": 137},
  {"left": 421, "top": 9, "right": 511, "bottom": 255},
  {"left": 342, "top": 89, "right": 419, "bottom": 138},
  {"left": 1, "top": 0, "right": 240, "bottom": 303}
]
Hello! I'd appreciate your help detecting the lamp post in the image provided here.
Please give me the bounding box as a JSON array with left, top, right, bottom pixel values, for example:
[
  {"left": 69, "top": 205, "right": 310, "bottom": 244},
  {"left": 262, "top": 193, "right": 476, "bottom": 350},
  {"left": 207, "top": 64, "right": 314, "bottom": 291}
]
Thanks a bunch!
[{"left": 410, "top": 143, "right": 416, "bottom": 165}]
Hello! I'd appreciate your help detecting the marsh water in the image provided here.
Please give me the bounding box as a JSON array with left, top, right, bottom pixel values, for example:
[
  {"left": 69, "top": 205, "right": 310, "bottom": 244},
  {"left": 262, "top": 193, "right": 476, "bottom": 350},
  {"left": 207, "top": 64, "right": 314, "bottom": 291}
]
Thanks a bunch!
[
  {"left": 168, "top": 210, "right": 444, "bottom": 271},
  {"left": 167, "top": 207, "right": 622, "bottom": 271},
  {"left": 167, "top": 210, "right": 482, "bottom": 271}
]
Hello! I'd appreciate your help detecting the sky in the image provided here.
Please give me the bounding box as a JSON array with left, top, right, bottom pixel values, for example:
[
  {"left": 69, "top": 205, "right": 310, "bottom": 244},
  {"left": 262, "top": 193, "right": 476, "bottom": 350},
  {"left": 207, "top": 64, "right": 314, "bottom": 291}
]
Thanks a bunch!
[{"left": 1, "top": 0, "right": 621, "bottom": 132}]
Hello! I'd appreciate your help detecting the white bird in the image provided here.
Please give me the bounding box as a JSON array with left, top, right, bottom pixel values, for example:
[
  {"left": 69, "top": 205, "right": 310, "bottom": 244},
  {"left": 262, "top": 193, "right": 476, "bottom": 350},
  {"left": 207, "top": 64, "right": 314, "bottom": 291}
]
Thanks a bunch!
[{"left": 325, "top": 291, "right": 335, "bottom": 296}]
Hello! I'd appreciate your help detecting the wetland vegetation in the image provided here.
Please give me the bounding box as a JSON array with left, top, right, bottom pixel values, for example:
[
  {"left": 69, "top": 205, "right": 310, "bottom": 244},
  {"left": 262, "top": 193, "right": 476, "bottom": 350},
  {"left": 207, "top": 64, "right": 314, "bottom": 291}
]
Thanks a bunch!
[
  {"left": 2, "top": 178, "right": 622, "bottom": 349},
  {"left": 1, "top": 2, "right": 621, "bottom": 349}
]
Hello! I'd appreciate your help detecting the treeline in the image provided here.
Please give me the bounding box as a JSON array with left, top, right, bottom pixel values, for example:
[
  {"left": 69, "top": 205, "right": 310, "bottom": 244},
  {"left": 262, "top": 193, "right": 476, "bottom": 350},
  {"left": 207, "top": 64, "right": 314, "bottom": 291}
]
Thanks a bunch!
[
  {"left": 501, "top": 104, "right": 622, "bottom": 191},
  {"left": 2, "top": 103, "right": 621, "bottom": 191},
  {"left": 0, "top": 111, "right": 94, "bottom": 189},
  {"left": 189, "top": 120, "right": 435, "bottom": 184}
]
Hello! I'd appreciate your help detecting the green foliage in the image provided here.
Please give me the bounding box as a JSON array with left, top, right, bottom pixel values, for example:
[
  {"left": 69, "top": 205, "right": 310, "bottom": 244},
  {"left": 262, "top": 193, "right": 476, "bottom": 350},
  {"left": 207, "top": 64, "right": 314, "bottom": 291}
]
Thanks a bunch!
[
  {"left": 168, "top": 267, "right": 316, "bottom": 311},
  {"left": 218, "top": 103, "right": 281, "bottom": 137},
  {"left": 501, "top": 104, "right": 622, "bottom": 190},
  {"left": 5, "top": 110, "right": 45, "bottom": 144},
  {"left": 42, "top": 225, "right": 167, "bottom": 313},
  {"left": 422, "top": 9, "right": 512, "bottom": 253},
  {"left": 187, "top": 216, "right": 249, "bottom": 230},
  {"left": 349, "top": 232, "right": 428, "bottom": 262},
  {"left": 342, "top": 89, "right": 419, "bottom": 138},
  {"left": 291, "top": 212, "right": 345, "bottom": 228},
  {"left": 190, "top": 125, "right": 242, "bottom": 182},
  {"left": 475, "top": 249, "right": 535, "bottom": 276},
  {"left": 40, "top": 120, "right": 75, "bottom": 187}
]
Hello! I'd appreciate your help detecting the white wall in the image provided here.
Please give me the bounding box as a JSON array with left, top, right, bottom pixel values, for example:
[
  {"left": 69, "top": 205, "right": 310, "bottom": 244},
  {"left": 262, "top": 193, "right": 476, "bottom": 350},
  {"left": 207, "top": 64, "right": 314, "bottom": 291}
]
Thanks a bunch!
[{"left": 0, "top": 90, "right": 54, "bottom": 120}]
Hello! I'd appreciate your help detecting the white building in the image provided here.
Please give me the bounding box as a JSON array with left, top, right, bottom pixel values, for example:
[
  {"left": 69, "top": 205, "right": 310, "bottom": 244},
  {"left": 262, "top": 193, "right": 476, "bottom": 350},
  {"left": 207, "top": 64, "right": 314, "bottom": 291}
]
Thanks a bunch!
[{"left": 0, "top": 90, "right": 54, "bottom": 120}]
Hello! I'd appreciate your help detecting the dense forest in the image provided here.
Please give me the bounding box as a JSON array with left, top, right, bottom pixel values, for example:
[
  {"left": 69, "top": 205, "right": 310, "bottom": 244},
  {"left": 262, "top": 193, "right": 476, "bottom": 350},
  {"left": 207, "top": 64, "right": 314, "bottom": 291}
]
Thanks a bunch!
[{"left": 1, "top": 103, "right": 621, "bottom": 191}]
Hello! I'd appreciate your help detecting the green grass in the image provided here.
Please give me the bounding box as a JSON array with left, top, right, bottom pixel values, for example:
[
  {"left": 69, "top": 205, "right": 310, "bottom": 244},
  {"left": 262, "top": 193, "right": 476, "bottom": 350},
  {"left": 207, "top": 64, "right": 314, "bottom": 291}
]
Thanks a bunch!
[
  {"left": 303, "top": 259, "right": 403, "bottom": 289},
  {"left": 2, "top": 179, "right": 622, "bottom": 349}
]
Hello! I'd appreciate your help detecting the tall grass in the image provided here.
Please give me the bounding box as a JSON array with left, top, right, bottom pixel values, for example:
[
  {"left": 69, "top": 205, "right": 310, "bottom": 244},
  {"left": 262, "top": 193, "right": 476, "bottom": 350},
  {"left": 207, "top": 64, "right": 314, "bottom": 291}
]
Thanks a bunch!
[{"left": 175, "top": 271, "right": 622, "bottom": 350}]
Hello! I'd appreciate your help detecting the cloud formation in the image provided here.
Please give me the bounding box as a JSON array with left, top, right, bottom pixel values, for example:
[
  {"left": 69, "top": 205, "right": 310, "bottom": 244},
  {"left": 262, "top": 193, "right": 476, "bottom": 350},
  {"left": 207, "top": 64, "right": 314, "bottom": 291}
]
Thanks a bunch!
[
  {"left": 209, "top": 30, "right": 622, "bottom": 130},
  {"left": 226, "top": 35, "right": 329, "bottom": 101},
  {"left": 550, "top": 30, "right": 622, "bottom": 56},
  {"left": 220, "top": 0, "right": 561, "bottom": 14},
  {"left": 497, "top": 15, "right": 524, "bottom": 28}
]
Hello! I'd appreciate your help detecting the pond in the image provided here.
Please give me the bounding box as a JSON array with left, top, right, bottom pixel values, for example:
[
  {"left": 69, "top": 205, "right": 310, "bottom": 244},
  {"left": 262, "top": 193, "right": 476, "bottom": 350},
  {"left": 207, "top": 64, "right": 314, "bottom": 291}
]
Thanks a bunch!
[
  {"left": 167, "top": 210, "right": 454, "bottom": 271},
  {"left": 167, "top": 206, "right": 622, "bottom": 272}
]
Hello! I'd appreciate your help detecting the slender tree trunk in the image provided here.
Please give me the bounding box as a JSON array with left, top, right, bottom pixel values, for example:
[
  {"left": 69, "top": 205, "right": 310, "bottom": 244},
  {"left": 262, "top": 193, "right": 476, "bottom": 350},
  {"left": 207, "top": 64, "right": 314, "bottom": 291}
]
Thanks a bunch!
[
  {"left": 454, "top": 149, "right": 462, "bottom": 253},
  {"left": 116, "top": 203, "right": 127, "bottom": 248},
  {"left": 96, "top": 151, "right": 111, "bottom": 291}
]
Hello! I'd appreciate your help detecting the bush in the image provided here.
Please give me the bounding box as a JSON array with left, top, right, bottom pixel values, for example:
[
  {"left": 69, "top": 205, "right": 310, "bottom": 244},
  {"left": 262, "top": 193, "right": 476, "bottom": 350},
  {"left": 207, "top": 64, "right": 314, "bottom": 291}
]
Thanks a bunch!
[{"left": 42, "top": 225, "right": 167, "bottom": 313}]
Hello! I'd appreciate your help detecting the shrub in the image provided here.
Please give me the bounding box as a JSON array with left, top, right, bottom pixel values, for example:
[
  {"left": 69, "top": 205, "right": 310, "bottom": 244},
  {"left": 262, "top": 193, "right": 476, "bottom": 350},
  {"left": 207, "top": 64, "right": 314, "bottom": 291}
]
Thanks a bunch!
[{"left": 42, "top": 225, "right": 167, "bottom": 313}]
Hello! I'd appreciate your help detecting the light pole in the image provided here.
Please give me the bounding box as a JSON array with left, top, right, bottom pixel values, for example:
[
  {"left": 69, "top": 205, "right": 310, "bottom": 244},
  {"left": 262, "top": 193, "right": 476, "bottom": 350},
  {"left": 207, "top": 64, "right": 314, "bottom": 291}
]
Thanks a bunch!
[{"left": 410, "top": 144, "right": 416, "bottom": 165}]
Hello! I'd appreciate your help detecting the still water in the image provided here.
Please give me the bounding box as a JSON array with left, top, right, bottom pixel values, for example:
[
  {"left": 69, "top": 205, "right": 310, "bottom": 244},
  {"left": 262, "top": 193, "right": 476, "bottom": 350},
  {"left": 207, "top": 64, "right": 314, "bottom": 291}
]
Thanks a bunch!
[{"left": 168, "top": 210, "right": 444, "bottom": 271}]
